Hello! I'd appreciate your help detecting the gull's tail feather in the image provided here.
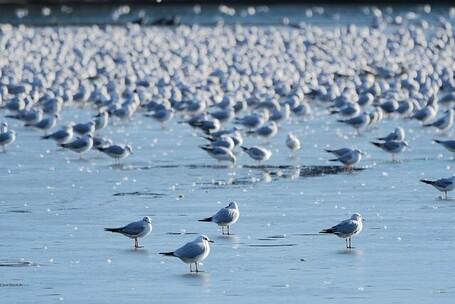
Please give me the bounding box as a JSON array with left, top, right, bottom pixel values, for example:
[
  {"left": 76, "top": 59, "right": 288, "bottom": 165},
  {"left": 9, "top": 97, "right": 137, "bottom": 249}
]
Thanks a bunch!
[
  {"left": 240, "top": 146, "right": 248, "bottom": 151},
  {"left": 370, "top": 141, "right": 382, "bottom": 148},
  {"left": 329, "top": 110, "right": 339, "bottom": 115},
  {"left": 199, "top": 145, "right": 212, "bottom": 151},
  {"left": 325, "top": 149, "right": 335, "bottom": 153},
  {"left": 104, "top": 227, "right": 123, "bottom": 233},
  {"left": 433, "top": 139, "right": 443, "bottom": 144},
  {"left": 328, "top": 158, "right": 339, "bottom": 162},
  {"left": 320, "top": 228, "right": 335, "bottom": 234},
  {"left": 420, "top": 179, "right": 435, "bottom": 185},
  {"left": 200, "top": 135, "right": 214, "bottom": 142},
  {"left": 5, "top": 114, "right": 19, "bottom": 120},
  {"left": 42, "top": 134, "right": 51, "bottom": 140},
  {"left": 159, "top": 252, "right": 175, "bottom": 256},
  {"left": 198, "top": 217, "right": 213, "bottom": 222},
  {"left": 422, "top": 123, "right": 432, "bottom": 128},
  {"left": 337, "top": 119, "right": 346, "bottom": 123}
]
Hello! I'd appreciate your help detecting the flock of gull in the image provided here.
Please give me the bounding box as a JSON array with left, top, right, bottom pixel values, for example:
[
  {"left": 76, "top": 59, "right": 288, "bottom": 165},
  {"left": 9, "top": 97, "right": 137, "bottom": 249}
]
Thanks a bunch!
[{"left": 1, "top": 6, "right": 455, "bottom": 272}]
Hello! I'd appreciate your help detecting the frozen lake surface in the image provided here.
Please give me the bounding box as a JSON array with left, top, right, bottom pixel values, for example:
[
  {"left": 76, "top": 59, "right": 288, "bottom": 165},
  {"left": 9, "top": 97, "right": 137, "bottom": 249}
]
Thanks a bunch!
[
  {"left": 1, "top": 4, "right": 455, "bottom": 304},
  {"left": 2, "top": 110, "right": 455, "bottom": 303}
]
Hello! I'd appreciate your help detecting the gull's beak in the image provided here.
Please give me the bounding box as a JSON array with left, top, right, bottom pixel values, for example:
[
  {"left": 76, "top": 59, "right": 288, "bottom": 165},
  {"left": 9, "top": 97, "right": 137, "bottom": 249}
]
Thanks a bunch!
[{"left": 208, "top": 240, "right": 214, "bottom": 243}]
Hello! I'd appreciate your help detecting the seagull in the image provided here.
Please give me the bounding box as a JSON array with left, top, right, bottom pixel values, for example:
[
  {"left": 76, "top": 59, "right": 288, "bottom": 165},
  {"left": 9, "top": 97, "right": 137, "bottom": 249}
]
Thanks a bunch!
[
  {"left": 200, "top": 145, "right": 236, "bottom": 164},
  {"left": 25, "top": 114, "right": 59, "bottom": 135},
  {"left": 235, "top": 111, "right": 268, "bottom": 130},
  {"left": 60, "top": 134, "right": 93, "bottom": 159},
  {"left": 328, "top": 149, "right": 362, "bottom": 170},
  {"left": 104, "top": 217, "right": 152, "bottom": 248},
  {"left": 0, "top": 122, "right": 16, "bottom": 153},
  {"left": 411, "top": 102, "right": 438, "bottom": 124},
  {"left": 209, "top": 108, "right": 234, "bottom": 124},
  {"left": 199, "top": 202, "right": 240, "bottom": 235},
  {"left": 434, "top": 139, "right": 455, "bottom": 153},
  {"left": 191, "top": 118, "right": 221, "bottom": 134},
  {"left": 376, "top": 127, "right": 405, "bottom": 142},
  {"left": 370, "top": 140, "right": 408, "bottom": 161},
  {"left": 286, "top": 132, "right": 301, "bottom": 151},
  {"left": 72, "top": 121, "right": 96, "bottom": 136},
  {"left": 160, "top": 235, "right": 213, "bottom": 272},
  {"left": 42, "top": 125, "right": 73, "bottom": 145},
  {"left": 144, "top": 107, "right": 174, "bottom": 126},
  {"left": 97, "top": 144, "right": 133, "bottom": 161},
  {"left": 201, "top": 135, "right": 235, "bottom": 150},
  {"left": 93, "top": 136, "right": 113, "bottom": 149},
  {"left": 246, "top": 122, "right": 278, "bottom": 140},
  {"left": 325, "top": 147, "right": 352, "bottom": 158},
  {"left": 241, "top": 146, "right": 272, "bottom": 164},
  {"left": 6, "top": 108, "right": 43, "bottom": 124},
  {"left": 337, "top": 112, "right": 370, "bottom": 134},
  {"left": 423, "top": 109, "right": 454, "bottom": 133},
  {"left": 320, "top": 213, "right": 364, "bottom": 249},
  {"left": 94, "top": 111, "right": 109, "bottom": 130},
  {"left": 420, "top": 176, "right": 455, "bottom": 200}
]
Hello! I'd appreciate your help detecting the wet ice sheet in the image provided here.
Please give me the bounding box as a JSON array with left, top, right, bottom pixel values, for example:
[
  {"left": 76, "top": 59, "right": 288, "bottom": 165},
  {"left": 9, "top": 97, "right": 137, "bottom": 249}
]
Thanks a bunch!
[{"left": 1, "top": 108, "right": 455, "bottom": 303}]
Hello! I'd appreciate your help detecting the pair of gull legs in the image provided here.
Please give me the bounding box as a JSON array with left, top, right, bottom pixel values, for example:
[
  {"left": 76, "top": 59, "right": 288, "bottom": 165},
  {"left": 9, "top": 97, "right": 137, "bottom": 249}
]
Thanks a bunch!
[{"left": 345, "top": 237, "right": 354, "bottom": 249}]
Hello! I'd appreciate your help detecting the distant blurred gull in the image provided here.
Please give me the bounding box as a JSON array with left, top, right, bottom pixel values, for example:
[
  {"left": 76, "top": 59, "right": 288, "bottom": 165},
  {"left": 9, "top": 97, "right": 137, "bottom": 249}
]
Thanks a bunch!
[
  {"left": 60, "top": 134, "right": 93, "bottom": 159},
  {"left": 200, "top": 145, "right": 236, "bottom": 164},
  {"left": 241, "top": 146, "right": 272, "bottom": 164},
  {"left": 97, "top": 144, "right": 133, "bottom": 161},
  {"left": 376, "top": 127, "right": 405, "bottom": 142},
  {"left": 0, "top": 122, "right": 16, "bottom": 153},
  {"left": 328, "top": 148, "right": 362, "bottom": 170},
  {"left": 42, "top": 125, "right": 73, "bottom": 145},
  {"left": 286, "top": 132, "right": 301, "bottom": 151}
]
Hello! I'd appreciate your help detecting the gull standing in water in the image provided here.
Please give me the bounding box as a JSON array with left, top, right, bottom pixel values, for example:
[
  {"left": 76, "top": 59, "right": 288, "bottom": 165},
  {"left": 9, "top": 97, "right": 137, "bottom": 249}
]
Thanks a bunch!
[
  {"left": 160, "top": 235, "right": 213, "bottom": 272},
  {"left": 320, "top": 213, "right": 364, "bottom": 249},
  {"left": 199, "top": 202, "right": 240, "bottom": 235},
  {"left": 104, "top": 217, "right": 152, "bottom": 248},
  {"left": 420, "top": 176, "right": 455, "bottom": 200}
]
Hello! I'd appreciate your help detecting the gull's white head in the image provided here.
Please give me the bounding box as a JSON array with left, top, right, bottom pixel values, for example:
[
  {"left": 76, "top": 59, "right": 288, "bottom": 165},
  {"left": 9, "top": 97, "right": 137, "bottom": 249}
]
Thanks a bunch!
[
  {"left": 125, "top": 145, "right": 133, "bottom": 154},
  {"left": 142, "top": 216, "right": 152, "bottom": 224},
  {"left": 353, "top": 149, "right": 364, "bottom": 155},
  {"left": 351, "top": 213, "right": 363, "bottom": 222},
  {"left": 197, "top": 234, "right": 214, "bottom": 243},
  {"left": 227, "top": 201, "right": 238, "bottom": 209}
]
